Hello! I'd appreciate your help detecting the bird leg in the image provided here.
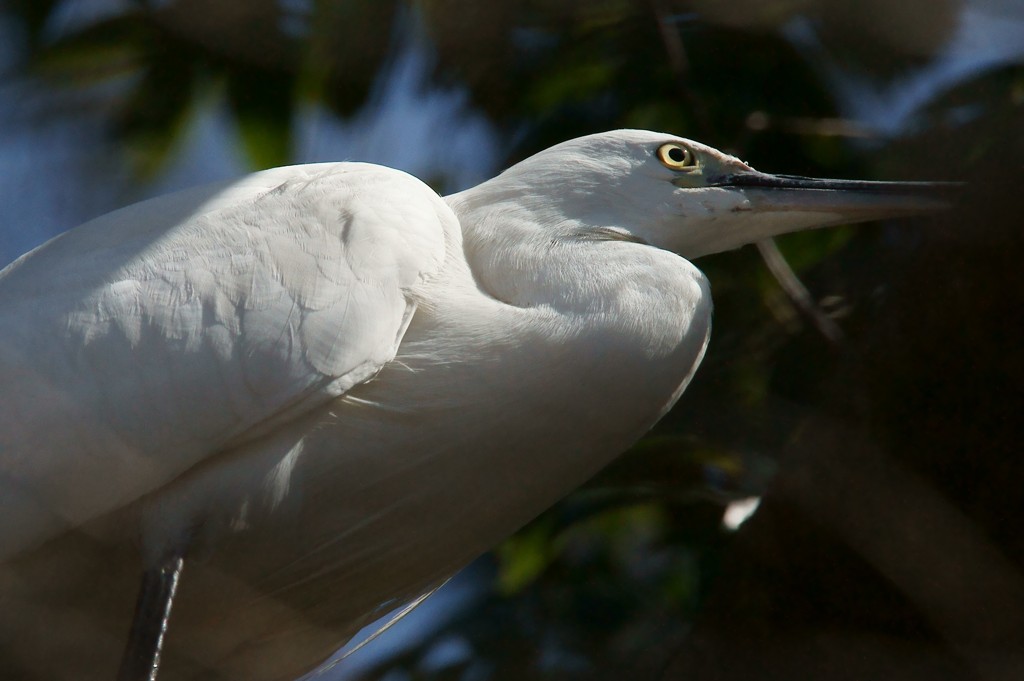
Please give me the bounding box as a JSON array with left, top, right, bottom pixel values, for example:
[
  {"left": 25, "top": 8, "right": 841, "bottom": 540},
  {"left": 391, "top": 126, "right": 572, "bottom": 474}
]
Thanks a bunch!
[{"left": 116, "top": 552, "right": 184, "bottom": 681}]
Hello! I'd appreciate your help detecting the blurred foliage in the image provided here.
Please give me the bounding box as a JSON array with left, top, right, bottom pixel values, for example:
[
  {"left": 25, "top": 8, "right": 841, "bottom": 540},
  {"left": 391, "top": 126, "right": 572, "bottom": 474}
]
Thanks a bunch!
[{"left": 2, "top": 1, "right": 1022, "bottom": 679}]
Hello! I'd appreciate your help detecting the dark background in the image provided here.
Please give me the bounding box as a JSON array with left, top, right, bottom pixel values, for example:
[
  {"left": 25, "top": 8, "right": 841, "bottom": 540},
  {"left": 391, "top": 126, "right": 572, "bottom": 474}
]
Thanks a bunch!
[{"left": 1, "top": 1, "right": 1022, "bottom": 679}]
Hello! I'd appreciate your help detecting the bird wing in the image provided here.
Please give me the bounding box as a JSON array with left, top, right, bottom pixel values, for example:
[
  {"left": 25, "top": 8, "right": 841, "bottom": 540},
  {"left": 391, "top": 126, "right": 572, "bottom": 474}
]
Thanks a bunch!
[{"left": 0, "top": 162, "right": 455, "bottom": 556}]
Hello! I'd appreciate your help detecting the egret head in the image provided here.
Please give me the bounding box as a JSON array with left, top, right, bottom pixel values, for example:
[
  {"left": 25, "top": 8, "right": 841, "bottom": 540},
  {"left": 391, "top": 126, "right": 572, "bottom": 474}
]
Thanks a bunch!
[{"left": 488, "top": 129, "right": 948, "bottom": 259}]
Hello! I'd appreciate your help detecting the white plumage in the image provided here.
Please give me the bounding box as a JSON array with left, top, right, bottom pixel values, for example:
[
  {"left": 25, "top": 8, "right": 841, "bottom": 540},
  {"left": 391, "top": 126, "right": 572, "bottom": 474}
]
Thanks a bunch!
[{"left": 0, "top": 130, "right": 940, "bottom": 680}]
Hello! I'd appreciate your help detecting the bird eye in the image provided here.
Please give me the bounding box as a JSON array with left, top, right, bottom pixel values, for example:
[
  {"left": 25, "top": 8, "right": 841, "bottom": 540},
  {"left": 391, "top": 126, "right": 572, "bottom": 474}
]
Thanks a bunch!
[{"left": 656, "top": 143, "right": 696, "bottom": 170}]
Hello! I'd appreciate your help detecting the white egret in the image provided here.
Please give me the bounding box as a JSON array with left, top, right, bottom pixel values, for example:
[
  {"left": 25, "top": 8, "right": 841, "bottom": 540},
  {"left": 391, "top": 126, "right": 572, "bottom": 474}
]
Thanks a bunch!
[{"left": 0, "top": 130, "right": 947, "bottom": 681}]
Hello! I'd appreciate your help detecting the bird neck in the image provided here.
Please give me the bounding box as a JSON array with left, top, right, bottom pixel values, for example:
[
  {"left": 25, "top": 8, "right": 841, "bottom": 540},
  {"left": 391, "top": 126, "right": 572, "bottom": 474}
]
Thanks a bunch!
[
  {"left": 446, "top": 186, "right": 635, "bottom": 312},
  {"left": 445, "top": 185, "right": 711, "bottom": 370}
]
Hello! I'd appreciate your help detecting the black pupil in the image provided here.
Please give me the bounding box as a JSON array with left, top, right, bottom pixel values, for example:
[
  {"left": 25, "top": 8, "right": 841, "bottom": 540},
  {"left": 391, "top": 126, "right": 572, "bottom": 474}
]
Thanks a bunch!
[{"left": 668, "top": 146, "right": 686, "bottom": 163}]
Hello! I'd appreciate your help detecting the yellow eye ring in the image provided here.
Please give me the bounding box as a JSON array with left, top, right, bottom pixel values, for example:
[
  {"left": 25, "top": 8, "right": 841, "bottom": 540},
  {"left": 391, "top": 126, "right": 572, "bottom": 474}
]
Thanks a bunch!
[{"left": 656, "top": 143, "right": 696, "bottom": 170}]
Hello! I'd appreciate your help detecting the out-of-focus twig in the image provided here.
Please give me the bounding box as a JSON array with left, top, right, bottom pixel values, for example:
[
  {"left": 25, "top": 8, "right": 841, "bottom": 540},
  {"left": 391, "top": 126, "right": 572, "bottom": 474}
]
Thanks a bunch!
[
  {"left": 648, "top": 4, "right": 843, "bottom": 347},
  {"left": 648, "top": 0, "right": 713, "bottom": 137},
  {"left": 779, "top": 421, "right": 1024, "bottom": 681},
  {"left": 745, "top": 111, "right": 880, "bottom": 139},
  {"left": 756, "top": 238, "right": 845, "bottom": 345}
]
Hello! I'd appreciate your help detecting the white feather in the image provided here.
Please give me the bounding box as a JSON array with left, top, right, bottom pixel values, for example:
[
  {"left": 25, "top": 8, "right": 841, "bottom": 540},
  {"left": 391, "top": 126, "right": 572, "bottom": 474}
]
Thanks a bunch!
[{"left": 3, "top": 129, "right": 931, "bottom": 680}]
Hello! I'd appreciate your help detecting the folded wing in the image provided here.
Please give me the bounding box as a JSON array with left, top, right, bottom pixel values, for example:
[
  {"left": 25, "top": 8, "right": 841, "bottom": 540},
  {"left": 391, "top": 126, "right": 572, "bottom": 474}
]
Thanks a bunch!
[{"left": 0, "top": 162, "right": 455, "bottom": 558}]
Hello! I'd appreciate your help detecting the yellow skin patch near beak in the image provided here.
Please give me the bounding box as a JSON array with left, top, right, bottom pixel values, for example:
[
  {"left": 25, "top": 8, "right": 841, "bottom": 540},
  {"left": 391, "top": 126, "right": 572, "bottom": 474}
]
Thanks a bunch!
[{"left": 659, "top": 142, "right": 754, "bottom": 189}]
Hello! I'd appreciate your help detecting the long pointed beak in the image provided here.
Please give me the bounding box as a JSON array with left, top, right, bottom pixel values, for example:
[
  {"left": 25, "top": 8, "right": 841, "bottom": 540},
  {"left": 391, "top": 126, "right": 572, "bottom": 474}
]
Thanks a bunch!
[
  {"left": 671, "top": 170, "right": 959, "bottom": 259},
  {"left": 713, "top": 171, "right": 957, "bottom": 222}
]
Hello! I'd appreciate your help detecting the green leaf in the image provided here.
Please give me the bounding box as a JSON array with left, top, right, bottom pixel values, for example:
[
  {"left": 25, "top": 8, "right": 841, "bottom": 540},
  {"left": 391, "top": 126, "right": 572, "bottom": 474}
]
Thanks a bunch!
[{"left": 494, "top": 518, "right": 556, "bottom": 595}]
